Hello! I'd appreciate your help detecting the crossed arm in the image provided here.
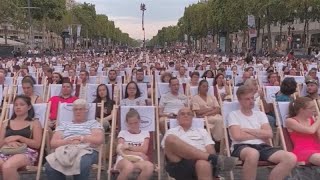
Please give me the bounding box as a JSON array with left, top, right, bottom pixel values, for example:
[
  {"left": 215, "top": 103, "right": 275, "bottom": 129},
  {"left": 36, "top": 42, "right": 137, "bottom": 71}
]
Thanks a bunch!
[{"left": 229, "top": 123, "right": 273, "bottom": 141}]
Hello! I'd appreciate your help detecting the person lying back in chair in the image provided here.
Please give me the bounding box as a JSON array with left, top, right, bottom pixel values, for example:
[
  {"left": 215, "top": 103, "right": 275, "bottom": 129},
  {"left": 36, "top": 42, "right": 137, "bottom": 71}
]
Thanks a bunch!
[
  {"left": 45, "top": 99, "right": 104, "bottom": 180},
  {"left": 0, "top": 95, "right": 42, "bottom": 180},
  {"left": 162, "top": 107, "right": 237, "bottom": 180},
  {"left": 115, "top": 108, "right": 154, "bottom": 180},
  {"left": 228, "top": 85, "right": 297, "bottom": 180}
]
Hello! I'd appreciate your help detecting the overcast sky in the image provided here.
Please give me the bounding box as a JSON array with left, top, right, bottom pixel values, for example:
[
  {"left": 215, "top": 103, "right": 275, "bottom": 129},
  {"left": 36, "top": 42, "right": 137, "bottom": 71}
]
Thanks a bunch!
[{"left": 76, "top": 0, "right": 198, "bottom": 40}]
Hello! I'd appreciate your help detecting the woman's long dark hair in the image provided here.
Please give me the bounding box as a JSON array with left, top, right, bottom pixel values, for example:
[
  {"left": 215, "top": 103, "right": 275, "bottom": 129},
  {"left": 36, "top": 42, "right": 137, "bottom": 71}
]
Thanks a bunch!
[
  {"left": 10, "top": 95, "right": 35, "bottom": 121},
  {"left": 213, "top": 73, "right": 224, "bottom": 86},
  {"left": 125, "top": 81, "right": 141, "bottom": 99},
  {"left": 94, "top": 84, "right": 112, "bottom": 102},
  {"left": 202, "top": 70, "right": 214, "bottom": 79},
  {"left": 198, "top": 79, "right": 208, "bottom": 94}
]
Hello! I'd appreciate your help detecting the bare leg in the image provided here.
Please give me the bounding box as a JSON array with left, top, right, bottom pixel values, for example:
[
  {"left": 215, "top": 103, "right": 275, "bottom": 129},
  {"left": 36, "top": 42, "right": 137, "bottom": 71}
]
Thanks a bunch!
[
  {"left": 164, "top": 135, "right": 210, "bottom": 163},
  {"left": 268, "top": 150, "right": 297, "bottom": 180},
  {"left": 195, "top": 160, "right": 214, "bottom": 180},
  {"left": 309, "top": 153, "right": 320, "bottom": 166},
  {"left": 116, "top": 159, "right": 134, "bottom": 180},
  {"left": 0, "top": 159, "right": 5, "bottom": 169},
  {"left": 2, "top": 154, "right": 30, "bottom": 180},
  {"left": 239, "top": 147, "right": 259, "bottom": 180},
  {"left": 159, "top": 117, "right": 166, "bottom": 135},
  {"left": 207, "top": 116, "right": 224, "bottom": 141},
  {"left": 134, "top": 161, "right": 154, "bottom": 180}
]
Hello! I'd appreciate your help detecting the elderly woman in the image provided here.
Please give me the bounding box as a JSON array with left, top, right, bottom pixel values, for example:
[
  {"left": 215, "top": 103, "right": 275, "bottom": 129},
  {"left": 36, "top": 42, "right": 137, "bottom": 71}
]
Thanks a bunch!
[
  {"left": 191, "top": 80, "right": 224, "bottom": 144},
  {"left": 0, "top": 95, "right": 42, "bottom": 180},
  {"left": 21, "top": 79, "right": 43, "bottom": 104},
  {"left": 45, "top": 99, "right": 104, "bottom": 180}
]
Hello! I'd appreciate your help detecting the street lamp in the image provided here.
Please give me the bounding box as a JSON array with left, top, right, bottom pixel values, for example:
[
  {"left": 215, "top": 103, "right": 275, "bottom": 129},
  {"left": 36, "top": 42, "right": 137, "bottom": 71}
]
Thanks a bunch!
[
  {"left": 140, "top": 3, "right": 146, "bottom": 49},
  {"left": 19, "top": 0, "right": 40, "bottom": 49},
  {"left": 288, "top": 25, "right": 295, "bottom": 50}
]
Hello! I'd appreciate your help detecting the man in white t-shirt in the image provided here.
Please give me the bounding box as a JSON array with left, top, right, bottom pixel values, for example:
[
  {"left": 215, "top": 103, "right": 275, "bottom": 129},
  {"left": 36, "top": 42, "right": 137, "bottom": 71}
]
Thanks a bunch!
[
  {"left": 162, "top": 107, "right": 237, "bottom": 180},
  {"left": 228, "top": 85, "right": 296, "bottom": 180}
]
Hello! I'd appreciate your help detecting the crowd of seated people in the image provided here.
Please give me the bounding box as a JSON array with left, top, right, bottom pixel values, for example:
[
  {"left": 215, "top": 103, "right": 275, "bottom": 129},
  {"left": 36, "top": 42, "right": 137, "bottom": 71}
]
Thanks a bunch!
[{"left": 0, "top": 50, "right": 319, "bottom": 180}]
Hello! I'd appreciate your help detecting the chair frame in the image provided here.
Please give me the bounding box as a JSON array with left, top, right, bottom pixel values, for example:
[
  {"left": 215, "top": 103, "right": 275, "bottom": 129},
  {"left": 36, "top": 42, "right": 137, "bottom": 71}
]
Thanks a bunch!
[
  {"left": 107, "top": 105, "right": 161, "bottom": 180},
  {"left": 0, "top": 102, "right": 51, "bottom": 180},
  {"left": 54, "top": 101, "right": 105, "bottom": 180}
]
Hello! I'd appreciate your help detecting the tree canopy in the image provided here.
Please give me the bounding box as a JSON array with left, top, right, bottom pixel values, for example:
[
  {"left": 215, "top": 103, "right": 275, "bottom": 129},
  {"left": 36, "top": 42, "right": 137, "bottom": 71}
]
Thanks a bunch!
[{"left": 149, "top": 0, "right": 320, "bottom": 51}]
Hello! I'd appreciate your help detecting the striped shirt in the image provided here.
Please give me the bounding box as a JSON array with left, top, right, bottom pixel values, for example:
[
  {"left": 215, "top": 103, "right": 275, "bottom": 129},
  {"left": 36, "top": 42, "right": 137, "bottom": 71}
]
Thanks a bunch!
[{"left": 56, "top": 119, "right": 103, "bottom": 139}]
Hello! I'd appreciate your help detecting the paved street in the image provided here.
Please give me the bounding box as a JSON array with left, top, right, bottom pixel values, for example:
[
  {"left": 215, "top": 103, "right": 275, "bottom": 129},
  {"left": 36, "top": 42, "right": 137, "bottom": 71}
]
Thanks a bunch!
[{"left": 9, "top": 165, "right": 320, "bottom": 180}]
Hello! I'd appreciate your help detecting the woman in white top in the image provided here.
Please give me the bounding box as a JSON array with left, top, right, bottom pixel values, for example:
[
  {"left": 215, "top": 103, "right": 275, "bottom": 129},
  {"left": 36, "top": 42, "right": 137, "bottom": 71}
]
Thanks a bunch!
[
  {"left": 213, "top": 73, "right": 230, "bottom": 101},
  {"left": 116, "top": 108, "right": 154, "bottom": 180},
  {"left": 120, "top": 81, "right": 146, "bottom": 106}
]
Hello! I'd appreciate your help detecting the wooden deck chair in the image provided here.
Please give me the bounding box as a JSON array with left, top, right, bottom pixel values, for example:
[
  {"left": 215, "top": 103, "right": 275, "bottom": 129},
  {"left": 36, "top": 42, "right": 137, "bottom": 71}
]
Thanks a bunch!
[
  {"left": 257, "top": 75, "right": 268, "bottom": 87},
  {"left": 195, "top": 70, "right": 205, "bottom": 77},
  {"left": 88, "top": 76, "right": 99, "bottom": 84},
  {"left": 0, "top": 85, "right": 3, "bottom": 105},
  {"left": 164, "top": 117, "right": 212, "bottom": 179},
  {"left": 120, "top": 83, "right": 148, "bottom": 101},
  {"left": 55, "top": 102, "right": 105, "bottom": 180},
  {"left": 4, "top": 77, "right": 14, "bottom": 85},
  {"left": 108, "top": 106, "right": 160, "bottom": 180},
  {"left": 131, "top": 75, "right": 153, "bottom": 83},
  {"left": 264, "top": 86, "right": 280, "bottom": 104},
  {"left": 15, "top": 76, "right": 25, "bottom": 85},
  {"left": 188, "top": 85, "right": 214, "bottom": 101},
  {"left": 16, "top": 84, "right": 45, "bottom": 100},
  {"left": 165, "top": 117, "right": 210, "bottom": 133},
  {"left": 233, "top": 75, "right": 242, "bottom": 86},
  {"left": 221, "top": 101, "right": 275, "bottom": 180},
  {"left": 284, "top": 75, "right": 305, "bottom": 84},
  {"left": 6, "top": 85, "right": 17, "bottom": 105},
  {"left": 205, "top": 78, "right": 214, "bottom": 86},
  {"left": 273, "top": 100, "right": 315, "bottom": 167},
  {"left": 231, "top": 86, "right": 239, "bottom": 101},
  {"left": 299, "top": 83, "right": 308, "bottom": 97},
  {"left": 155, "top": 83, "right": 184, "bottom": 105},
  {"left": 2, "top": 103, "right": 51, "bottom": 180},
  {"left": 46, "top": 84, "right": 76, "bottom": 101}
]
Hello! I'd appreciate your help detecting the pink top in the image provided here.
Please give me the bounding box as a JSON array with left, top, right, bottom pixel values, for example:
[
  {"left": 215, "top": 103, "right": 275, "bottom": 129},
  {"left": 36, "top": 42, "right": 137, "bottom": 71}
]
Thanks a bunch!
[{"left": 289, "top": 118, "right": 320, "bottom": 162}]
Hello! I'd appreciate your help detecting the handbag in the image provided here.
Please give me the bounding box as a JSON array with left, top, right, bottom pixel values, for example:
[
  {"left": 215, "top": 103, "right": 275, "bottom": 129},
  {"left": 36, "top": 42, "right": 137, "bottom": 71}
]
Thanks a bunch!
[{"left": 0, "top": 143, "right": 27, "bottom": 155}]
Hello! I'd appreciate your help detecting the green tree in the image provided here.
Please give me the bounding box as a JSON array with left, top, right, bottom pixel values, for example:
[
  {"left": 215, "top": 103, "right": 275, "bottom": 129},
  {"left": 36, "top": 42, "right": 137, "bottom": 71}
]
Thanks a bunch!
[{"left": 0, "top": 0, "right": 22, "bottom": 45}]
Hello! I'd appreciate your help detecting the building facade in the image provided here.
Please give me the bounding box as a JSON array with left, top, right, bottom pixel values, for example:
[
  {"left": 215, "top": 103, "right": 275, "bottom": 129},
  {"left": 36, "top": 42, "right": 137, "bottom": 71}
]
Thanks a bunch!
[
  {"left": 0, "top": 24, "right": 62, "bottom": 49},
  {"left": 230, "top": 20, "right": 320, "bottom": 54}
]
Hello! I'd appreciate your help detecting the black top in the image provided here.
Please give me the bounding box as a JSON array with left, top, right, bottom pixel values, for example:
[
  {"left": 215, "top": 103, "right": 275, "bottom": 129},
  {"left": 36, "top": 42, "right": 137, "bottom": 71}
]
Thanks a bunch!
[{"left": 5, "top": 121, "right": 32, "bottom": 138}]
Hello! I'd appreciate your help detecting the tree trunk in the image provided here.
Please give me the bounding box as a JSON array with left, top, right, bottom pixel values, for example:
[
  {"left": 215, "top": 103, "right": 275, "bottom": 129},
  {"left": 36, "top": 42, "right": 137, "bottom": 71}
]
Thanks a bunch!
[
  {"left": 4, "top": 25, "right": 8, "bottom": 45},
  {"left": 303, "top": 19, "right": 307, "bottom": 48},
  {"left": 266, "top": 7, "right": 272, "bottom": 53},
  {"left": 225, "top": 30, "right": 230, "bottom": 53},
  {"left": 279, "top": 24, "right": 283, "bottom": 48},
  {"left": 306, "top": 20, "right": 310, "bottom": 48}
]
